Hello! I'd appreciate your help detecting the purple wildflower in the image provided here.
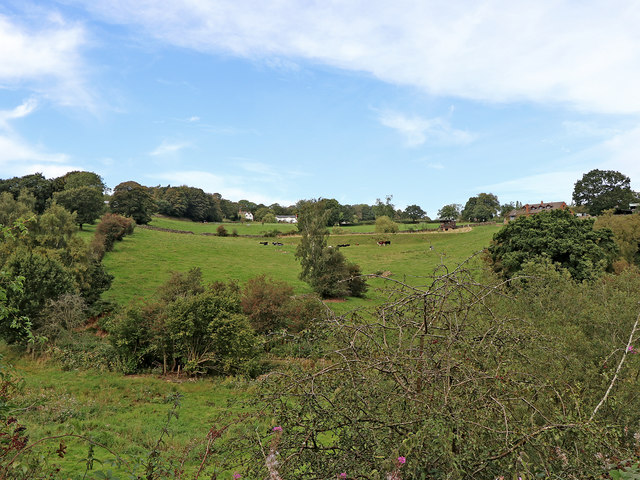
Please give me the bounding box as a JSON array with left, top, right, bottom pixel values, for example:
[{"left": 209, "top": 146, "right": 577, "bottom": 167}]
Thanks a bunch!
[
  {"left": 272, "top": 426, "right": 283, "bottom": 432},
  {"left": 397, "top": 456, "right": 406, "bottom": 465}
]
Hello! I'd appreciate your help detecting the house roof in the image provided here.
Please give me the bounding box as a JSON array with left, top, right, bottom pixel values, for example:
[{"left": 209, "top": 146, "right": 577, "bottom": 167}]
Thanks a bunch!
[{"left": 507, "top": 201, "right": 568, "bottom": 219}]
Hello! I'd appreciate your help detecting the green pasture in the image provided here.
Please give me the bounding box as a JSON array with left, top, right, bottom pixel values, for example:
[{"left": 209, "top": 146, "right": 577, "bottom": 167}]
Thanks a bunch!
[
  {"left": 147, "top": 216, "right": 442, "bottom": 235},
  {"left": 99, "top": 223, "right": 501, "bottom": 307},
  {"left": 149, "top": 216, "right": 299, "bottom": 235},
  {"left": 3, "top": 347, "right": 249, "bottom": 477},
  {"left": 5, "top": 221, "right": 503, "bottom": 476}
]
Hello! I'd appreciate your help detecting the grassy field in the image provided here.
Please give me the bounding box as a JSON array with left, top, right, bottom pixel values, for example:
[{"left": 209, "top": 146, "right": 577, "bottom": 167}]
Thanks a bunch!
[
  {"left": 3, "top": 347, "right": 249, "bottom": 477},
  {"left": 97, "top": 221, "right": 501, "bottom": 306},
  {"left": 7, "top": 219, "right": 502, "bottom": 477},
  {"left": 147, "top": 215, "right": 442, "bottom": 235}
]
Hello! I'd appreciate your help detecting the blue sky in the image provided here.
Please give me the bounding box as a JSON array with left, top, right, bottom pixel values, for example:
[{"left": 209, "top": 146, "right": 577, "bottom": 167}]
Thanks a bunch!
[{"left": 2, "top": 1, "right": 640, "bottom": 216}]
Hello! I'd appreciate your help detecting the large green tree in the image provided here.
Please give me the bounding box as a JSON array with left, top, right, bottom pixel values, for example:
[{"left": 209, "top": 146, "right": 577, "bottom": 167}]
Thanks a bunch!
[
  {"left": 572, "top": 169, "right": 635, "bottom": 215},
  {"left": 110, "top": 181, "right": 155, "bottom": 224},
  {"left": 0, "top": 173, "right": 53, "bottom": 214},
  {"left": 489, "top": 209, "right": 618, "bottom": 282},
  {"left": 372, "top": 195, "right": 395, "bottom": 219},
  {"left": 295, "top": 200, "right": 366, "bottom": 298},
  {"left": 404, "top": 204, "right": 426, "bottom": 222},
  {"left": 438, "top": 203, "right": 461, "bottom": 221},
  {"left": 461, "top": 193, "right": 499, "bottom": 222},
  {"left": 54, "top": 186, "right": 105, "bottom": 229},
  {"left": 60, "top": 171, "right": 107, "bottom": 193}
]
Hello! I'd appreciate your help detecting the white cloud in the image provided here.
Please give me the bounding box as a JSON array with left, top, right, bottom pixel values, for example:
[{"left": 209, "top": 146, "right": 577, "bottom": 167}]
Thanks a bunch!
[
  {"left": 479, "top": 171, "right": 580, "bottom": 205},
  {"left": 0, "top": 134, "right": 80, "bottom": 178},
  {"left": 0, "top": 98, "right": 78, "bottom": 178},
  {"left": 0, "top": 98, "right": 38, "bottom": 128},
  {"left": 378, "top": 111, "right": 475, "bottom": 147},
  {"left": 149, "top": 140, "right": 190, "bottom": 156},
  {"left": 427, "top": 162, "right": 444, "bottom": 170},
  {"left": 76, "top": 0, "right": 640, "bottom": 114},
  {"left": 0, "top": 13, "right": 92, "bottom": 108},
  {"left": 593, "top": 126, "right": 640, "bottom": 191},
  {"left": 479, "top": 122, "right": 640, "bottom": 204}
]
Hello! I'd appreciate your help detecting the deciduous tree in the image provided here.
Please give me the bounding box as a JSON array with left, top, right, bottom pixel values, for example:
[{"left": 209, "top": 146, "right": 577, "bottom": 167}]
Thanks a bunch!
[
  {"left": 437, "top": 203, "right": 461, "bottom": 220},
  {"left": 572, "top": 169, "right": 634, "bottom": 215},
  {"left": 295, "top": 200, "right": 367, "bottom": 298},
  {"left": 110, "top": 181, "right": 155, "bottom": 224},
  {"left": 489, "top": 209, "right": 618, "bottom": 281},
  {"left": 461, "top": 193, "right": 499, "bottom": 222},
  {"left": 54, "top": 186, "right": 105, "bottom": 229},
  {"left": 404, "top": 204, "right": 426, "bottom": 222}
]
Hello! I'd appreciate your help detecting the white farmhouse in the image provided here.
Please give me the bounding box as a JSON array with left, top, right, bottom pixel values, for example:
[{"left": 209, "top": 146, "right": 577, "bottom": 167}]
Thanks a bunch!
[{"left": 275, "top": 215, "right": 298, "bottom": 223}]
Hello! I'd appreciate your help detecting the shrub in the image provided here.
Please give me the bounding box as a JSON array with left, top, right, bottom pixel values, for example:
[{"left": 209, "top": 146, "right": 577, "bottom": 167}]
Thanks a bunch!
[
  {"left": 217, "top": 224, "right": 228, "bottom": 237},
  {"left": 375, "top": 215, "right": 399, "bottom": 233},
  {"left": 241, "top": 275, "right": 294, "bottom": 334},
  {"left": 95, "top": 213, "right": 135, "bottom": 252},
  {"left": 36, "top": 293, "right": 86, "bottom": 346},
  {"left": 489, "top": 209, "right": 618, "bottom": 282}
]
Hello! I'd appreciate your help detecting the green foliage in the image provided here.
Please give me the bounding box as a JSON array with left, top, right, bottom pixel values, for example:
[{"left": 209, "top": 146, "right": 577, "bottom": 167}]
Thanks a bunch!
[
  {"left": 295, "top": 200, "right": 367, "bottom": 298},
  {"left": 0, "top": 173, "right": 53, "bottom": 214},
  {"left": 252, "top": 265, "right": 640, "bottom": 479},
  {"left": 241, "top": 275, "right": 325, "bottom": 335},
  {"left": 93, "top": 213, "right": 135, "bottom": 256},
  {"left": 54, "top": 186, "right": 105, "bottom": 229},
  {"left": 3, "top": 248, "right": 76, "bottom": 337},
  {"left": 108, "top": 270, "right": 260, "bottom": 376},
  {"left": 110, "top": 181, "right": 155, "bottom": 224},
  {"left": 60, "top": 171, "right": 107, "bottom": 192},
  {"left": 216, "top": 224, "right": 228, "bottom": 237},
  {"left": 461, "top": 192, "right": 499, "bottom": 222},
  {"left": 594, "top": 212, "right": 640, "bottom": 266},
  {"left": 489, "top": 209, "right": 618, "bottom": 281},
  {"left": 166, "top": 287, "right": 257, "bottom": 375},
  {"left": 0, "top": 207, "right": 112, "bottom": 346},
  {"left": 0, "top": 191, "right": 35, "bottom": 227},
  {"left": 241, "top": 275, "right": 294, "bottom": 333},
  {"left": 374, "top": 215, "right": 399, "bottom": 233},
  {"left": 403, "top": 204, "right": 426, "bottom": 222},
  {"left": 262, "top": 212, "right": 276, "bottom": 224},
  {"left": 438, "top": 203, "right": 460, "bottom": 220},
  {"left": 372, "top": 194, "right": 395, "bottom": 219},
  {"left": 573, "top": 169, "right": 635, "bottom": 215}
]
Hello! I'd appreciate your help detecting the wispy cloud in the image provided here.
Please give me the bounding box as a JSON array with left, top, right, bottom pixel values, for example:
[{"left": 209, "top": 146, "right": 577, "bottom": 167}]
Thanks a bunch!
[
  {"left": 149, "top": 140, "right": 190, "bottom": 156},
  {"left": 0, "top": 134, "right": 79, "bottom": 179},
  {"left": 77, "top": 0, "right": 640, "bottom": 114},
  {"left": 0, "top": 98, "right": 78, "bottom": 178},
  {"left": 0, "top": 98, "right": 38, "bottom": 129},
  {"left": 479, "top": 171, "right": 581, "bottom": 205},
  {"left": 0, "top": 13, "right": 93, "bottom": 108},
  {"left": 378, "top": 111, "right": 475, "bottom": 147}
]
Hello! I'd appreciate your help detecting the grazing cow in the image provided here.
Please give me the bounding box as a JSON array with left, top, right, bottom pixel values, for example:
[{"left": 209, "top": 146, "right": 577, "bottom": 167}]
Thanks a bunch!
[
  {"left": 385, "top": 240, "right": 391, "bottom": 245},
  {"left": 259, "top": 241, "right": 268, "bottom": 245}
]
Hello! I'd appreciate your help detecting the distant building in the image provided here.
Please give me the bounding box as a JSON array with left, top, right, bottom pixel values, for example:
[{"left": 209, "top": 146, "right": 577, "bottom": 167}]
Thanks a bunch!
[
  {"left": 275, "top": 215, "right": 298, "bottom": 223},
  {"left": 505, "top": 201, "right": 568, "bottom": 223},
  {"left": 239, "top": 210, "right": 254, "bottom": 221}
]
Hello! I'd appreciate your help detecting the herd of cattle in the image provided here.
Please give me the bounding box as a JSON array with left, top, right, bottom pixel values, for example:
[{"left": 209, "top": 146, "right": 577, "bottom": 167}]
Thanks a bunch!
[{"left": 258, "top": 240, "right": 392, "bottom": 247}]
